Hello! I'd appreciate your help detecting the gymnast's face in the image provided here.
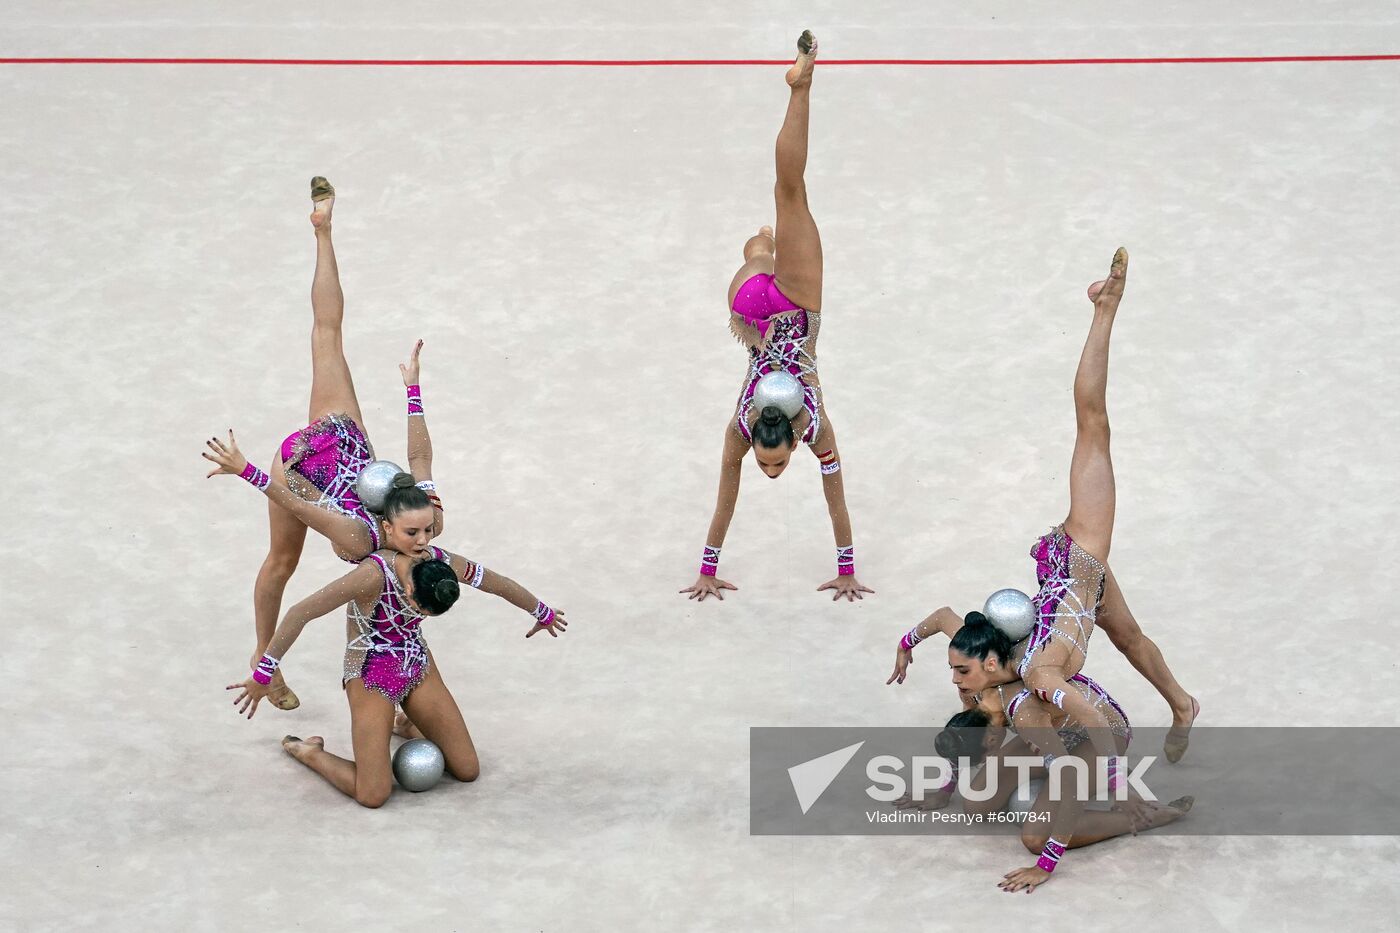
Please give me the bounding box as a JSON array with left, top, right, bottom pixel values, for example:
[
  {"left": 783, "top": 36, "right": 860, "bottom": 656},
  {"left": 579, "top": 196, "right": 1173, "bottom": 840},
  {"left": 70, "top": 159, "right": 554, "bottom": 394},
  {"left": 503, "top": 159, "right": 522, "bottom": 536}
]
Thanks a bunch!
[
  {"left": 754, "top": 440, "right": 797, "bottom": 479},
  {"left": 948, "top": 647, "right": 1001, "bottom": 697},
  {"left": 381, "top": 506, "right": 436, "bottom": 558}
]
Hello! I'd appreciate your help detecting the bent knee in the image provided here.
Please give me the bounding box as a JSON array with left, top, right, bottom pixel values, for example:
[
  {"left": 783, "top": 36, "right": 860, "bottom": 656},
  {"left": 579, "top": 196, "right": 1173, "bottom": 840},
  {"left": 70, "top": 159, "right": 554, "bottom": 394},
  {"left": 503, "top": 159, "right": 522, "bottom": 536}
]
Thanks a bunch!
[
  {"left": 355, "top": 784, "right": 392, "bottom": 809},
  {"left": 259, "top": 547, "right": 302, "bottom": 579},
  {"left": 448, "top": 755, "right": 481, "bottom": 783}
]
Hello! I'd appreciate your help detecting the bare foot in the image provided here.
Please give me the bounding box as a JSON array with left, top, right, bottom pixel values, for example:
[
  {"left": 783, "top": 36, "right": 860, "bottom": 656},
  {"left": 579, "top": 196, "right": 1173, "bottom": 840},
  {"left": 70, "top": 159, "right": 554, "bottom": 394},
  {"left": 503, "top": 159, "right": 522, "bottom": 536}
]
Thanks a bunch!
[
  {"left": 309, "top": 176, "right": 335, "bottom": 230},
  {"left": 1087, "top": 247, "right": 1128, "bottom": 305},
  {"left": 758, "top": 224, "right": 774, "bottom": 239},
  {"left": 1164, "top": 696, "right": 1200, "bottom": 764},
  {"left": 1164, "top": 795, "right": 1194, "bottom": 818},
  {"left": 393, "top": 709, "right": 424, "bottom": 740},
  {"left": 1134, "top": 795, "right": 1193, "bottom": 832},
  {"left": 281, "top": 735, "right": 325, "bottom": 764},
  {"left": 268, "top": 671, "right": 301, "bottom": 711},
  {"left": 786, "top": 31, "right": 818, "bottom": 87},
  {"left": 250, "top": 650, "right": 300, "bottom": 710}
]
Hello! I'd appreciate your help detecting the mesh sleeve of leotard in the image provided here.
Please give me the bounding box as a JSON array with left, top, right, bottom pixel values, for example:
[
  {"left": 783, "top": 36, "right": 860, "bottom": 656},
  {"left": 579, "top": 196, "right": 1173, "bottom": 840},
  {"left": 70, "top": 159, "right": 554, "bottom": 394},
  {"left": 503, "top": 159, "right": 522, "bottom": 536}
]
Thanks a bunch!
[{"left": 430, "top": 547, "right": 484, "bottom": 589}]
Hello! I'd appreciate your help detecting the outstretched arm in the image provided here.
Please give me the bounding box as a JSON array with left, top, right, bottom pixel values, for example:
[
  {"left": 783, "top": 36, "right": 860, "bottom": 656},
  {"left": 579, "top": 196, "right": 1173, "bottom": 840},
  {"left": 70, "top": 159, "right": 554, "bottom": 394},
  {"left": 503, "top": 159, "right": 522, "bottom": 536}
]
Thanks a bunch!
[
  {"left": 203, "top": 430, "right": 373, "bottom": 558},
  {"left": 812, "top": 422, "right": 873, "bottom": 602},
  {"left": 226, "top": 562, "right": 382, "bottom": 718},
  {"left": 887, "top": 606, "right": 964, "bottom": 685},
  {"left": 680, "top": 424, "right": 747, "bottom": 601},
  {"left": 400, "top": 340, "right": 446, "bottom": 537},
  {"left": 441, "top": 550, "right": 568, "bottom": 639}
]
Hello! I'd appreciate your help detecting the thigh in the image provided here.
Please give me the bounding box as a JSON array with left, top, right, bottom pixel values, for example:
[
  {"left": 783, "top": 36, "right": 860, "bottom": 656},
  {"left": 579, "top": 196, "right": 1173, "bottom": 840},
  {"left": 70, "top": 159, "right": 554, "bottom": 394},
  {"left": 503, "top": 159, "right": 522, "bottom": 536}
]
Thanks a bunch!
[
  {"left": 345, "top": 678, "right": 397, "bottom": 795},
  {"left": 266, "top": 456, "right": 310, "bottom": 558},
  {"left": 1021, "top": 637, "right": 1085, "bottom": 683},
  {"left": 1063, "top": 436, "right": 1115, "bottom": 562},
  {"left": 772, "top": 191, "right": 822, "bottom": 310},
  {"left": 308, "top": 330, "right": 366, "bottom": 429},
  {"left": 401, "top": 659, "right": 479, "bottom": 781},
  {"left": 1093, "top": 566, "right": 1140, "bottom": 643}
]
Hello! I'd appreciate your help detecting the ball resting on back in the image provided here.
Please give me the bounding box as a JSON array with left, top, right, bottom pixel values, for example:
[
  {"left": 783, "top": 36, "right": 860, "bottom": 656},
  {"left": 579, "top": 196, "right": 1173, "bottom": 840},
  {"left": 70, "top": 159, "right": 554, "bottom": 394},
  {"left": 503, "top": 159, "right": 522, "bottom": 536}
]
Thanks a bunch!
[
  {"left": 356, "top": 459, "right": 406, "bottom": 514},
  {"left": 982, "top": 588, "right": 1036, "bottom": 643},
  {"left": 752, "top": 371, "right": 804, "bottom": 420},
  {"left": 392, "top": 738, "right": 445, "bottom": 792}
]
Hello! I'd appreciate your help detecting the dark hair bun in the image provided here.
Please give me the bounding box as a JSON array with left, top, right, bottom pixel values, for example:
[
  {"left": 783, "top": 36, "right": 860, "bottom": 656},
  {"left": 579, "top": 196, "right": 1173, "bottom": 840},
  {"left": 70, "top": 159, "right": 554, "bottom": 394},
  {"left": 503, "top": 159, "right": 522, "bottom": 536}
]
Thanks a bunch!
[
  {"left": 391, "top": 472, "right": 416, "bottom": 489},
  {"left": 759, "top": 405, "right": 785, "bottom": 426},
  {"left": 410, "top": 558, "right": 460, "bottom": 615},
  {"left": 963, "top": 610, "right": 989, "bottom": 626}
]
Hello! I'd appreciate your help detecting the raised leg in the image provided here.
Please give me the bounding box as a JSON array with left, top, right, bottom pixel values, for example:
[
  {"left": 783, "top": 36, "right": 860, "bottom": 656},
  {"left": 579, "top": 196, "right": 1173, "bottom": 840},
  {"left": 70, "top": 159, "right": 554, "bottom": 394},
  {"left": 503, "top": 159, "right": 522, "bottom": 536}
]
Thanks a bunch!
[
  {"left": 1096, "top": 567, "right": 1199, "bottom": 762},
  {"left": 305, "top": 181, "right": 367, "bottom": 428},
  {"left": 282, "top": 680, "right": 396, "bottom": 807},
  {"left": 400, "top": 661, "right": 481, "bottom": 782},
  {"left": 771, "top": 32, "right": 823, "bottom": 311},
  {"left": 1062, "top": 248, "right": 1128, "bottom": 562}
]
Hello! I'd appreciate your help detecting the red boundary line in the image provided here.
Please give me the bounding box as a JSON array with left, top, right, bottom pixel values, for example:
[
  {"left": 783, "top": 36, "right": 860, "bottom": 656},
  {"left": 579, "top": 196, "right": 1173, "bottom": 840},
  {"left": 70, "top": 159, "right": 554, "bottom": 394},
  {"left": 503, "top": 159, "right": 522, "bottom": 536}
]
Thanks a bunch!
[{"left": 1, "top": 54, "right": 1399, "bottom": 66}]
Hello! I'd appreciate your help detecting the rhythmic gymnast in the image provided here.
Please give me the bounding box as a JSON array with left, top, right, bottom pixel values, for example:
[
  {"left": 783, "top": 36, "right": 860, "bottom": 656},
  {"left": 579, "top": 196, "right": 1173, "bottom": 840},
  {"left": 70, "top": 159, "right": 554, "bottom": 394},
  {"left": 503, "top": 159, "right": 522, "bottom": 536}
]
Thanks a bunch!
[
  {"left": 895, "top": 616, "right": 1192, "bottom": 892},
  {"left": 202, "top": 178, "right": 446, "bottom": 710},
  {"left": 681, "top": 32, "right": 872, "bottom": 603},
  {"left": 888, "top": 250, "right": 1198, "bottom": 762},
  {"left": 225, "top": 476, "right": 567, "bottom": 807}
]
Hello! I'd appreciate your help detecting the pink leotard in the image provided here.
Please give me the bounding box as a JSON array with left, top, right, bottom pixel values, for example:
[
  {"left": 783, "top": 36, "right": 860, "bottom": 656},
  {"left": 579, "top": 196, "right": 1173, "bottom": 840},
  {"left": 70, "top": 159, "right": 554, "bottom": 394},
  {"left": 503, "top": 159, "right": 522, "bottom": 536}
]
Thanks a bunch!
[
  {"left": 341, "top": 546, "right": 452, "bottom": 704},
  {"left": 280, "top": 413, "right": 381, "bottom": 559},
  {"left": 731, "top": 272, "right": 802, "bottom": 340},
  {"left": 1001, "top": 673, "right": 1132, "bottom": 751},
  {"left": 730, "top": 274, "right": 823, "bottom": 446},
  {"left": 1014, "top": 525, "right": 1107, "bottom": 679}
]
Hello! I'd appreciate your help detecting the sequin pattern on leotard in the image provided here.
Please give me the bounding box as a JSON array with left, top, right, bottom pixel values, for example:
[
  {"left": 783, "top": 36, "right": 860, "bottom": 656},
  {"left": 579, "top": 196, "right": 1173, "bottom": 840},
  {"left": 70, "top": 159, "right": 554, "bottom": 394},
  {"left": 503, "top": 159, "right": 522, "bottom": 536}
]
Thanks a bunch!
[
  {"left": 1015, "top": 525, "right": 1106, "bottom": 679},
  {"left": 735, "top": 311, "right": 823, "bottom": 445},
  {"left": 341, "top": 549, "right": 451, "bottom": 704},
  {"left": 280, "top": 413, "right": 380, "bottom": 560},
  {"left": 1002, "top": 673, "right": 1132, "bottom": 752}
]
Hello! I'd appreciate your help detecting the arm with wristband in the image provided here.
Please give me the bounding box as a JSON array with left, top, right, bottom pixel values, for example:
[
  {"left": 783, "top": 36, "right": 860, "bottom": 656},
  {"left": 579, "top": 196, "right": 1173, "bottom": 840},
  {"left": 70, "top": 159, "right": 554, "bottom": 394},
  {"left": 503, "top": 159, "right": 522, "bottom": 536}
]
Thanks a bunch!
[
  {"left": 811, "top": 425, "right": 873, "bottom": 602},
  {"left": 680, "top": 423, "right": 746, "bottom": 602},
  {"left": 886, "top": 606, "right": 966, "bottom": 686},
  {"left": 203, "top": 429, "right": 376, "bottom": 559},
  {"left": 226, "top": 562, "right": 382, "bottom": 719},
  {"left": 400, "top": 339, "right": 445, "bottom": 537},
  {"left": 438, "top": 549, "right": 569, "bottom": 639}
]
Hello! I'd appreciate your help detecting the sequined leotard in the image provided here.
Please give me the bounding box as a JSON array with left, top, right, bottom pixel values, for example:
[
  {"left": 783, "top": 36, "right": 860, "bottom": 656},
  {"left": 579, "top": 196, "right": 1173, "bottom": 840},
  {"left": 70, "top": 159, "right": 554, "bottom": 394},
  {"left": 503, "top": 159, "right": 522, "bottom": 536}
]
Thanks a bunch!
[
  {"left": 729, "top": 273, "right": 823, "bottom": 446},
  {"left": 991, "top": 673, "right": 1132, "bottom": 752},
  {"left": 280, "top": 412, "right": 381, "bottom": 559},
  {"left": 1013, "top": 524, "right": 1107, "bottom": 680},
  {"left": 342, "top": 546, "right": 471, "bottom": 704}
]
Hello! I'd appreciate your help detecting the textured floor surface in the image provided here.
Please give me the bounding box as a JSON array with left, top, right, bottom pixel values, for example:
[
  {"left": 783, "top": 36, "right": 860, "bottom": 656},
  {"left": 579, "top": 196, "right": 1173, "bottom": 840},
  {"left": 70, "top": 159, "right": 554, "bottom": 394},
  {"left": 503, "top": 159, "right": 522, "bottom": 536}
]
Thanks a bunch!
[{"left": 3, "top": 3, "right": 1399, "bottom": 930}]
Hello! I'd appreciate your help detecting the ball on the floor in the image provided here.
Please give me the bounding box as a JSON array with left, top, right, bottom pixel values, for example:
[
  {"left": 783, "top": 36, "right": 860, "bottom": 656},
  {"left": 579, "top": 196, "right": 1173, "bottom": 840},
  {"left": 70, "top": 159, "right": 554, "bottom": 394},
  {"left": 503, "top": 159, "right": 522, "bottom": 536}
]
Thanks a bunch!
[
  {"left": 392, "top": 738, "right": 444, "bottom": 792},
  {"left": 983, "top": 588, "right": 1036, "bottom": 642},
  {"left": 752, "top": 370, "right": 805, "bottom": 419},
  {"left": 355, "top": 459, "right": 405, "bottom": 513},
  {"left": 1007, "top": 778, "right": 1045, "bottom": 815}
]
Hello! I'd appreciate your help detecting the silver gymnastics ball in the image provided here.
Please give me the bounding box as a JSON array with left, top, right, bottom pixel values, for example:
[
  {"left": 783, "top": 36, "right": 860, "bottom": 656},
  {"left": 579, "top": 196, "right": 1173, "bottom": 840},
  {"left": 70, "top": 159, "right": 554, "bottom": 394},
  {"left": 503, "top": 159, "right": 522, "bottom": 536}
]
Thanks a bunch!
[
  {"left": 355, "top": 460, "right": 405, "bottom": 514},
  {"left": 752, "top": 371, "right": 805, "bottom": 419},
  {"left": 392, "top": 738, "right": 445, "bottom": 792},
  {"left": 983, "top": 588, "right": 1037, "bottom": 642}
]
